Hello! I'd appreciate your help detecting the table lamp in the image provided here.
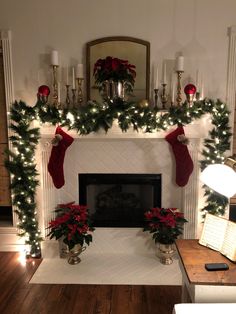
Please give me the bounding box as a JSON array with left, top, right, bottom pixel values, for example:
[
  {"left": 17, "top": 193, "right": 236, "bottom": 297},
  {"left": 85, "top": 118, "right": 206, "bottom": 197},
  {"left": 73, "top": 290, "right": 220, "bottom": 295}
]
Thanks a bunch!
[{"left": 200, "top": 157, "right": 236, "bottom": 198}]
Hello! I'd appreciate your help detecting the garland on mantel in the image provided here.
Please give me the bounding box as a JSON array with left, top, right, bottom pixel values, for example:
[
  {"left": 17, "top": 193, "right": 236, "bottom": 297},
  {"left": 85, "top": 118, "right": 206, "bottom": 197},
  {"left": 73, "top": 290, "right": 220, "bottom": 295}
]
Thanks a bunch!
[{"left": 5, "top": 97, "right": 231, "bottom": 256}]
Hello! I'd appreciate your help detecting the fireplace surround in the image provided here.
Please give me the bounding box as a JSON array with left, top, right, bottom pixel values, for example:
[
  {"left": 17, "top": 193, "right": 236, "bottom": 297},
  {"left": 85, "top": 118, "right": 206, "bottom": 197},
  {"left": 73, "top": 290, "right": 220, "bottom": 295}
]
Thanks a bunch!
[{"left": 36, "top": 118, "right": 209, "bottom": 259}]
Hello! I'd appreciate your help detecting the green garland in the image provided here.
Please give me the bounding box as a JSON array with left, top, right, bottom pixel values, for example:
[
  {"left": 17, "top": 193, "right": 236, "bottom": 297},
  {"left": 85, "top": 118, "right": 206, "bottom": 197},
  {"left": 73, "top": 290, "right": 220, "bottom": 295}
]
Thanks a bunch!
[
  {"left": 5, "top": 101, "right": 42, "bottom": 257},
  {"left": 5, "top": 97, "right": 231, "bottom": 256}
]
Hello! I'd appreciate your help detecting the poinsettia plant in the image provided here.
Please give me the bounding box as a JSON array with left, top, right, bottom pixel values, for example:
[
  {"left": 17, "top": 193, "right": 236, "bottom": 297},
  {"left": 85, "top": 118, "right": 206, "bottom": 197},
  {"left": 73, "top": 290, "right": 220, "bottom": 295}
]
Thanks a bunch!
[
  {"left": 93, "top": 56, "right": 136, "bottom": 92},
  {"left": 47, "top": 202, "right": 95, "bottom": 250},
  {"left": 143, "top": 207, "right": 187, "bottom": 244}
]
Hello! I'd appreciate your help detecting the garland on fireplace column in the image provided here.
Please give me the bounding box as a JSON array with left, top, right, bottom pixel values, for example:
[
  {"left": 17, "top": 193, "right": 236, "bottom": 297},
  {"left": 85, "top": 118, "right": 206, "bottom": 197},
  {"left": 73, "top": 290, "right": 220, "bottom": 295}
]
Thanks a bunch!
[
  {"left": 5, "top": 101, "right": 42, "bottom": 257},
  {"left": 5, "top": 97, "right": 231, "bottom": 256}
]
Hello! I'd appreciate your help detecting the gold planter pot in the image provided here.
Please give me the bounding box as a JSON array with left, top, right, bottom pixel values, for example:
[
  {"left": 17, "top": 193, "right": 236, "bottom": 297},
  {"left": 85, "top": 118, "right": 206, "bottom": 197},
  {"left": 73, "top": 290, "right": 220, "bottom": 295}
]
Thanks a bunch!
[
  {"left": 101, "top": 80, "right": 126, "bottom": 100},
  {"left": 68, "top": 244, "right": 86, "bottom": 265},
  {"left": 157, "top": 243, "right": 175, "bottom": 265},
  {"left": 58, "top": 237, "right": 69, "bottom": 258}
]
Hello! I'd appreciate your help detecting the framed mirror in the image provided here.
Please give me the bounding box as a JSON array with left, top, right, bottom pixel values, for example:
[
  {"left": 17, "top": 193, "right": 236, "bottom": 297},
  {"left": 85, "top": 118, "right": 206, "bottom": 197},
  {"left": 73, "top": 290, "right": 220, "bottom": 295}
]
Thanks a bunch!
[{"left": 86, "top": 36, "right": 150, "bottom": 102}]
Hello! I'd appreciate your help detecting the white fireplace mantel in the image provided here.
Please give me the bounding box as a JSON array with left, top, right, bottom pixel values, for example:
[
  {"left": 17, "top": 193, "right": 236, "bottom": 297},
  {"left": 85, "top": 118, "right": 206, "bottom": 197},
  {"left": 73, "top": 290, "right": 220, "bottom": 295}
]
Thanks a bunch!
[{"left": 37, "top": 115, "right": 211, "bottom": 140}]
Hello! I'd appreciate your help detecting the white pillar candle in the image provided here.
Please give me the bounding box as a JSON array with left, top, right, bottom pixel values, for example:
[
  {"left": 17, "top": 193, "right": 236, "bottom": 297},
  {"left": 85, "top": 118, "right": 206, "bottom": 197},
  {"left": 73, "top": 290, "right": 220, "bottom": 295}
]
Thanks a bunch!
[
  {"left": 72, "top": 67, "right": 75, "bottom": 89},
  {"left": 163, "top": 63, "right": 167, "bottom": 84},
  {"left": 51, "top": 50, "right": 59, "bottom": 66},
  {"left": 76, "top": 63, "right": 83, "bottom": 78},
  {"left": 155, "top": 66, "right": 159, "bottom": 89},
  {"left": 176, "top": 55, "right": 184, "bottom": 71}
]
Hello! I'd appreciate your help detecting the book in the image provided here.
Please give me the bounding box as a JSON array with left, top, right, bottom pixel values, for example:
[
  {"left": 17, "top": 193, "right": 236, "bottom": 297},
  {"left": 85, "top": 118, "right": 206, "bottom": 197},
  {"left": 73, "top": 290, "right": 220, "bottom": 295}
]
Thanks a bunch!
[{"left": 199, "top": 213, "right": 236, "bottom": 262}]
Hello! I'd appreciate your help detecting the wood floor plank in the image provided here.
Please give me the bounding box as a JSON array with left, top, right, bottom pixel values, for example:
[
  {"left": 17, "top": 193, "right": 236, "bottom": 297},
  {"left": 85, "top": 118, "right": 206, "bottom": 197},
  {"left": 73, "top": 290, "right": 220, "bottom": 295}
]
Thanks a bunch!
[{"left": 0, "top": 252, "right": 181, "bottom": 314}]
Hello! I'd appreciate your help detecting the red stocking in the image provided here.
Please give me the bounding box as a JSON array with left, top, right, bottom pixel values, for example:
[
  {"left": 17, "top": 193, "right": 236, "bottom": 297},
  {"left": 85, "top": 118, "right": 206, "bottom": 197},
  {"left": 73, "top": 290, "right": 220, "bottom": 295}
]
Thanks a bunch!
[
  {"left": 165, "top": 126, "right": 193, "bottom": 187},
  {"left": 48, "top": 126, "right": 74, "bottom": 189}
]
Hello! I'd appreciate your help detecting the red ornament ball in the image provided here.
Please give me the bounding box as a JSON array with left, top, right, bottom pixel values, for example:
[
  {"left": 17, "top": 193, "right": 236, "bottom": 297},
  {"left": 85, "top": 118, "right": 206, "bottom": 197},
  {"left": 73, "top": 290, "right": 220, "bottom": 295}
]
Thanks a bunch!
[
  {"left": 184, "top": 84, "right": 196, "bottom": 95},
  {"left": 38, "top": 85, "right": 50, "bottom": 96}
]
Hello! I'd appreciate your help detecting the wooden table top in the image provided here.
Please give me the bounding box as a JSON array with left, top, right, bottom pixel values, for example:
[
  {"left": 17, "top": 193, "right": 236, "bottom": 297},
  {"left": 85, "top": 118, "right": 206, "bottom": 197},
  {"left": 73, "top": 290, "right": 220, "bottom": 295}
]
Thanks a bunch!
[{"left": 175, "top": 239, "right": 236, "bottom": 286}]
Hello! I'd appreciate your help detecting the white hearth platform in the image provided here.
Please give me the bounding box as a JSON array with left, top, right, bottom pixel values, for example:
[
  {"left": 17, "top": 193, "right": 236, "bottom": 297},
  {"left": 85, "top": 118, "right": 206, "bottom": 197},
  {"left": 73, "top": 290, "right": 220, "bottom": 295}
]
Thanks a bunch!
[{"left": 32, "top": 228, "right": 182, "bottom": 285}]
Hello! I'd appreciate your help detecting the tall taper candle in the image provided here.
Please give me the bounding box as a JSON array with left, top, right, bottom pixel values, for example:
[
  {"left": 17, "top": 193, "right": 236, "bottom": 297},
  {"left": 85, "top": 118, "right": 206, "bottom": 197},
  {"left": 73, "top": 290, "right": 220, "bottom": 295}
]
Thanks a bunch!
[
  {"left": 171, "top": 73, "right": 175, "bottom": 103},
  {"left": 72, "top": 67, "right": 75, "bottom": 89},
  {"left": 155, "top": 66, "right": 159, "bottom": 89},
  {"left": 196, "top": 69, "right": 199, "bottom": 90},
  {"left": 163, "top": 63, "right": 167, "bottom": 84},
  {"left": 66, "top": 66, "right": 69, "bottom": 85},
  {"left": 51, "top": 50, "right": 59, "bottom": 66},
  {"left": 176, "top": 55, "right": 184, "bottom": 71}
]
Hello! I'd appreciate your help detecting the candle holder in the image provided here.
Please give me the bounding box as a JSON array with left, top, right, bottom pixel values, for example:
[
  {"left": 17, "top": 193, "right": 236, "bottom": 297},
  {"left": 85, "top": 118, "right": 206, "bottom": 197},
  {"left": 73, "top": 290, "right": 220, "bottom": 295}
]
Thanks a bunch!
[
  {"left": 161, "top": 83, "right": 168, "bottom": 110},
  {"left": 51, "top": 65, "right": 59, "bottom": 107},
  {"left": 65, "top": 84, "right": 71, "bottom": 108},
  {"left": 71, "top": 88, "right": 76, "bottom": 108},
  {"left": 76, "top": 78, "right": 84, "bottom": 106},
  {"left": 154, "top": 88, "right": 159, "bottom": 109},
  {"left": 176, "top": 70, "right": 184, "bottom": 106},
  {"left": 195, "top": 91, "right": 200, "bottom": 101}
]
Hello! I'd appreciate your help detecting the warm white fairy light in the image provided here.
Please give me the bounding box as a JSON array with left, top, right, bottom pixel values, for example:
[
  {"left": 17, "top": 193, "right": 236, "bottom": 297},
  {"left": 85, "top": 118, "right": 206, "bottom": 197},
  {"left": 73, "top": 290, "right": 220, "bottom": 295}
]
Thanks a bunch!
[{"left": 66, "top": 112, "right": 75, "bottom": 123}]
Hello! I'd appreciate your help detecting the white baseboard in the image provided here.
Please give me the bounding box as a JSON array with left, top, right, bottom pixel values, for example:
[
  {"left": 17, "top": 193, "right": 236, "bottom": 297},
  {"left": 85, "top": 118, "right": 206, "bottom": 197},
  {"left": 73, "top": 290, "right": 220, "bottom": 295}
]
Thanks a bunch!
[{"left": 0, "top": 228, "right": 25, "bottom": 251}]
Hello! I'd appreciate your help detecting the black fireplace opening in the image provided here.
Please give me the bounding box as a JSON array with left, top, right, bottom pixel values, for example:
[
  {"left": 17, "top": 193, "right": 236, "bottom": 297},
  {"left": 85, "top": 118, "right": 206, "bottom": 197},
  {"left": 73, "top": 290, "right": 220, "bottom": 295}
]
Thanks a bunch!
[{"left": 79, "top": 173, "right": 161, "bottom": 228}]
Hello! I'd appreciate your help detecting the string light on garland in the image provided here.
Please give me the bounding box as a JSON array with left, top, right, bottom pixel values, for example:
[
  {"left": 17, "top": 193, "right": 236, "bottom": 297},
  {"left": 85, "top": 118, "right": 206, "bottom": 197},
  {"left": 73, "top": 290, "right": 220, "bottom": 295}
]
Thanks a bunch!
[
  {"left": 5, "top": 96, "right": 232, "bottom": 257},
  {"left": 5, "top": 101, "right": 42, "bottom": 257}
]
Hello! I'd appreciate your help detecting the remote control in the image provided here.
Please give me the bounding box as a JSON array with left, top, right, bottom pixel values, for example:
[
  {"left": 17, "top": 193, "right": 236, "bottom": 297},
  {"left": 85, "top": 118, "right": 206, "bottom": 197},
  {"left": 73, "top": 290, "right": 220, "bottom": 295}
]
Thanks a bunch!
[{"left": 205, "top": 263, "right": 229, "bottom": 271}]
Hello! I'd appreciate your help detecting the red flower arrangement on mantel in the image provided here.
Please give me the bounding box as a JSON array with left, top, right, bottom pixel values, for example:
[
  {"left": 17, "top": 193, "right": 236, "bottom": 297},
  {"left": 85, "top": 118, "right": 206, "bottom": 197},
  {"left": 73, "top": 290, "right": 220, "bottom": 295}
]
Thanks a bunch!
[
  {"left": 143, "top": 207, "right": 187, "bottom": 244},
  {"left": 93, "top": 56, "right": 136, "bottom": 91},
  {"left": 47, "top": 202, "right": 95, "bottom": 250}
]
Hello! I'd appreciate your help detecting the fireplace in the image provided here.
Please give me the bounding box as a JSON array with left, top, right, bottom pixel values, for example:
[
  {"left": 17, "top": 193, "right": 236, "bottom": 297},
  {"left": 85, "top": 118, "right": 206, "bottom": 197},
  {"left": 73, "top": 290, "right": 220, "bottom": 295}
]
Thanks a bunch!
[{"left": 79, "top": 173, "right": 161, "bottom": 227}]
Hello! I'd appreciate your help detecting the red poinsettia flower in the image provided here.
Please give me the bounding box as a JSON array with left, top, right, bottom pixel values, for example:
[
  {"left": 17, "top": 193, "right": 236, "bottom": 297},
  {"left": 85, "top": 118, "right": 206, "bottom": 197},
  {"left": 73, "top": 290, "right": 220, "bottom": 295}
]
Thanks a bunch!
[
  {"left": 143, "top": 207, "right": 187, "bottom": 244},
  {"left": 47, "top": 202, "right": 95, "bottom": 250},
  {"left": 93, "top": 56, "right": 136, "bottom": 90}
]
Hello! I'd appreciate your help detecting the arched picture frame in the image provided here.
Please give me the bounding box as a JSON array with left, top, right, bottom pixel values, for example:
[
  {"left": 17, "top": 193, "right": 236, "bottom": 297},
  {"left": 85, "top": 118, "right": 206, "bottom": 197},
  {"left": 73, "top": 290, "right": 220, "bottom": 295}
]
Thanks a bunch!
[{"left": 86, "top": 36, "right": 150, "bottom": 102}]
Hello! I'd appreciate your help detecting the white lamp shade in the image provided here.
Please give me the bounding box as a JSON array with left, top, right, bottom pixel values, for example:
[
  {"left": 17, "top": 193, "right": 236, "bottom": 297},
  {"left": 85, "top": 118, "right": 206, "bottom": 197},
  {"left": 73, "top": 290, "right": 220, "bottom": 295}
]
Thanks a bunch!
[{"left": 200, "top": 164, "right": 236, "bottom": 198}]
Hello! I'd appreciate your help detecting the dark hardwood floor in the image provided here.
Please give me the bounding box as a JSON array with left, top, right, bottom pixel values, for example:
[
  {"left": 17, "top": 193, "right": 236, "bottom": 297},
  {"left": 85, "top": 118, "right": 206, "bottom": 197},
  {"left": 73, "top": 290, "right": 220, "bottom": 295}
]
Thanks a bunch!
[{"left": 0, "top": 252, "right": 181, "bottom": 314}]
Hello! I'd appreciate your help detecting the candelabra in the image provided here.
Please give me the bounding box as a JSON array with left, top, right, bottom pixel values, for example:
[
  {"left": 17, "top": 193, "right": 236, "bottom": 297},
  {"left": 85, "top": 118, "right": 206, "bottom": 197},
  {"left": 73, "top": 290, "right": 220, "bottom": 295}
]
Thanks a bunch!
[
  {"left": 154, "top": 88, "right": 159, "bottom": 108},
  {"left": 52, "top": 65, "right": 59, "bottom": 107},
  {"left": 48, "top": 64, "right": 84, "bottom": 109},
  {"left": 76, "top": 78, "right": 84, "bottom": 106},
  {"left": 176, "top": 70, "right": 184, "bottom": 106},
  {"left": 65, "top": 84, "right": 71, "bottom": 107},
  {"left": 195, "top": 91, "right": 200, "bottom": 101},
  {"left": 71, "top": 88, "right": 77, "bottom": 108},
  {"left": 161, "top": 83, "right": 168, "bottom": 110}
]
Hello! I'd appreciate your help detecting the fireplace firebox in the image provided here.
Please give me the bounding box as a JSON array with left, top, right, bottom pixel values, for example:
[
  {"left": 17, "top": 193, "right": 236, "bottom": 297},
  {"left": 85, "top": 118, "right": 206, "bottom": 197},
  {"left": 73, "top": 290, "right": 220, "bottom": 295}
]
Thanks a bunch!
[{"left": 79, "top": 174, "right": 161, "bottom": 227}]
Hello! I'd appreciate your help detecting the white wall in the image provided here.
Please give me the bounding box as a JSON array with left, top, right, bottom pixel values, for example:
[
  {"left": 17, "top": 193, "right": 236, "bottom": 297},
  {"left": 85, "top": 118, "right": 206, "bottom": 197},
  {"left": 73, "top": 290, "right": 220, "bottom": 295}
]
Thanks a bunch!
[{"left": 1, "top": 0, "right": 236, "bottom": 105}]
